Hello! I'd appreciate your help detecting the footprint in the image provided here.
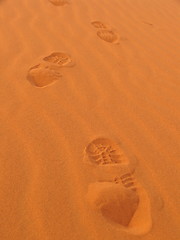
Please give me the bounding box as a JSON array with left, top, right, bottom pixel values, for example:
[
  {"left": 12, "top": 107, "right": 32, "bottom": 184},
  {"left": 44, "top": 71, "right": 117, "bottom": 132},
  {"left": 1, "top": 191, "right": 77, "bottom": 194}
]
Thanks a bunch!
[
  {"left": 87, "top": 182, "right": 139, "bottom": 227},
  {"left": 142, "top": 21, "right": 153, "bottom": 26},
  {"left": 85, "top": 138, "right": 129, "bottom": 165},
  {"left": 85, "top": 138, "right": 152, "bottom": 235},
  {"left": 27, "top": 51, "right": 74, "bottom": 88},
  {"left": 86, "top": 180, "right": 152, "bottom": 235},
  {"left": 43, "top": 52, "right": 74, "bottom": 67},
  {"left": 91, "top": 21, "right": 107, "bottom": 29},
  {"left": 97, "top": 30, "right": 119, "bottom": 44},
  {"left": 27, "top": 63, "right": 61, "bottom": 88},
  {"left": 49, "top": 0, "right": 69, "bottom": 6},
  {"left": 91, "top": 21, "right": 120, "bottom": 44}
]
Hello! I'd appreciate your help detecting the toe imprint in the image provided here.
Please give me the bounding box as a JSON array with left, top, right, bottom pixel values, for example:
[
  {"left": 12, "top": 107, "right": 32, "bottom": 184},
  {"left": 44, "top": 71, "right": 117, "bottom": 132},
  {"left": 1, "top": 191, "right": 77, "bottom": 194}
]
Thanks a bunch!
[
  {"left": 27, "top": 63, "right": 61, "bottom": 88},
  {"left": 85, "top": 138, "right": 129, "bottom": 165},
  {"left": 91, "top": 21, "right": 107, "bottom": 29},
  {"left": 97, "top": 30, "right": 119, "bottom": 44},
  {"left": 120, "top": 173, "right": 137, "bottom": 191},
  {"left": 49, "top": 0, "right": 69, "bottom": 6},
  {"left": 43, "top": 52, "right": 73, "bottom": 67}
]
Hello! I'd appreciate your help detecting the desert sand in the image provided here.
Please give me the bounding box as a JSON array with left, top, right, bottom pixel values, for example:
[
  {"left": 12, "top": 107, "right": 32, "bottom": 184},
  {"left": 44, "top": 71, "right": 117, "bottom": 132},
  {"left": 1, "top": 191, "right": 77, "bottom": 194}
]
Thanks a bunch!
[{"left": 0, "top": 0, "right": 180, "bottom": 239}]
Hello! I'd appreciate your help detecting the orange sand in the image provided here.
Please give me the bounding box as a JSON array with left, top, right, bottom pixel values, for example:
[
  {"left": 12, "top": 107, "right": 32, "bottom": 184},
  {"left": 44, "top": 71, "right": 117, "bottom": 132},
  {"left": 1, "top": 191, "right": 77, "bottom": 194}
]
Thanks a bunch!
[{"left": 0, "top": 0, "right": 179, "bottom": 239}]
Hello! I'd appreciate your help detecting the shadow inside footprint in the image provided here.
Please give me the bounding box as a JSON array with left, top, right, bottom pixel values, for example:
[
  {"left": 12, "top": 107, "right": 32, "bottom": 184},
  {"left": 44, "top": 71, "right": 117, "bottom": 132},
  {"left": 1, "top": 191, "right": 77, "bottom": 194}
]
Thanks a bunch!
[
  {"left": 87, "top": 182, "right": 139, "bottom": 226},
  {"left": 87, "top": 181, "right": 152, "bottom": 235}
]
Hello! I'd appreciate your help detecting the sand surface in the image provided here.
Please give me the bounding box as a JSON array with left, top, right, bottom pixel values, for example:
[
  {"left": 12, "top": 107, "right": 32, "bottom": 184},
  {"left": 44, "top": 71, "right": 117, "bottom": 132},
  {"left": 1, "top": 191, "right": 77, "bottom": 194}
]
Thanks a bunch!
[{"left": 0, "top": 0, "right": 180, "bottom": 239}]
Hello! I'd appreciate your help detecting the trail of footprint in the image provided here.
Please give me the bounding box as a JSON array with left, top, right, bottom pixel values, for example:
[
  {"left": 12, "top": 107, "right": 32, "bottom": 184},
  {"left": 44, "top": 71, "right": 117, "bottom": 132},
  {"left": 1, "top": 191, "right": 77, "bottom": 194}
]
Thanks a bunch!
[
  {"left": 85, "top": 138, "right": 152, "bottom": 235},
  {"left": 49, "top": 0, "right": 70, "bottom": 6},
  {"left": 91, "top": 21, "right": 120, "bottom": 44}
]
